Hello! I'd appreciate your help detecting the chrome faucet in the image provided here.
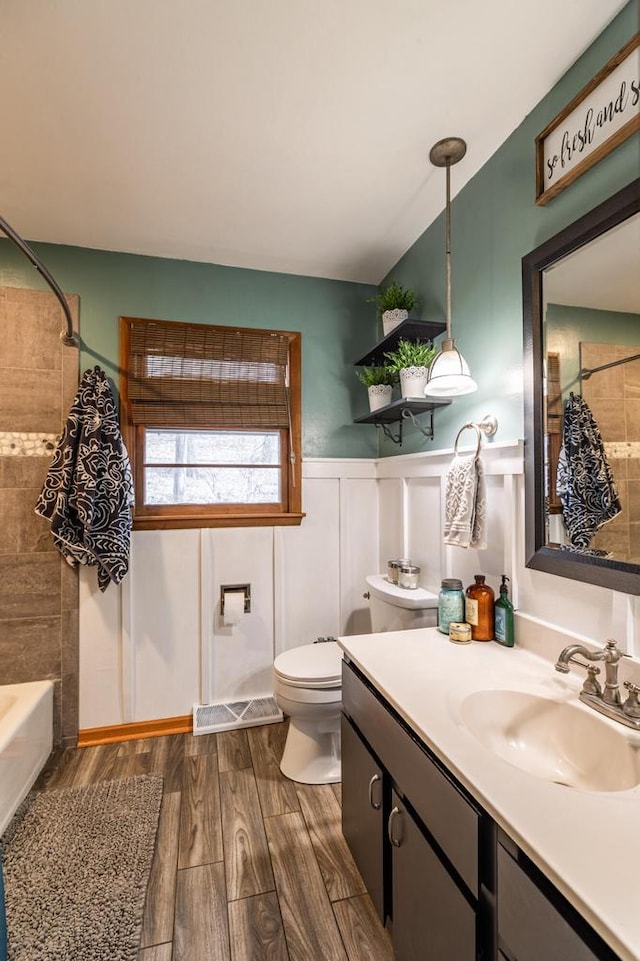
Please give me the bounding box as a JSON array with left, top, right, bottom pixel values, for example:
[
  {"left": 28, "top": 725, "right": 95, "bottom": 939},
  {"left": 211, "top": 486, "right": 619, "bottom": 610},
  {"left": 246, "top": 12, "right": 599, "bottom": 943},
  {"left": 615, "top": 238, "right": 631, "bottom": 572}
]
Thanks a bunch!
[
  {"left": 555, "top": 639, "right": 622, "bottom": 705},
  {"left": 554, "top": 638, "right": 640, "bottom": 730}
]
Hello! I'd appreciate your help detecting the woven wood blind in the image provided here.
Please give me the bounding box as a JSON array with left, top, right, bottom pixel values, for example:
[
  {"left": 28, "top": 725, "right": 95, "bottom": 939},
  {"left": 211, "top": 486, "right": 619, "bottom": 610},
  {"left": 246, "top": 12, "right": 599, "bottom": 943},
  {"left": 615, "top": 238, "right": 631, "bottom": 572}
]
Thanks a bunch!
[
  {"left": 546, "top": 351, "right": 562, "bottom": 513},
  {"left": 125, "top": 319, "right": 290, "bottom": 429}
]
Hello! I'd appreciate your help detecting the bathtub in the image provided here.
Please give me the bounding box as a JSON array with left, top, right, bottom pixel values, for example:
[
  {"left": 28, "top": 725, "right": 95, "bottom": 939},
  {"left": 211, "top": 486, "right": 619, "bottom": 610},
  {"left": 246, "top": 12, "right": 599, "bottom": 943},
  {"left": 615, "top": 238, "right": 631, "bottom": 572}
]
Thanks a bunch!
[{"left": 0, "top": 681, "right": 53, "bottom": 837}]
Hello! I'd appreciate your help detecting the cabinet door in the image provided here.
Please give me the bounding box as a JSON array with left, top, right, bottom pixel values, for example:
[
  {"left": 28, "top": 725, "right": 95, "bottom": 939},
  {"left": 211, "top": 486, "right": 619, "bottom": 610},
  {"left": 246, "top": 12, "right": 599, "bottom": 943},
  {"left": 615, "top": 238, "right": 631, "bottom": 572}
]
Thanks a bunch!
[
  {"left": 343, "top": 661, "right": 479, "bottom": 895},
  {"left": 389, "top": 789, "right": 476, "bottom": 961},
  {"left": 498, "top": 845, "right": 605, "bottom": 961},
  {"left": 341, "top": 714, "right": 385, "bottom": 921}
]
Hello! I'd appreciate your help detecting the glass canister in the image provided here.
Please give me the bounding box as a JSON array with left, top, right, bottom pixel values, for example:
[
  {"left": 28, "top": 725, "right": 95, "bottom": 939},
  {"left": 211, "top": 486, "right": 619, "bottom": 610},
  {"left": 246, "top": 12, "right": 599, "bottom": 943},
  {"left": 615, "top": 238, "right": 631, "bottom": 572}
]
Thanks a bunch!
[
  {"left": 388, "top": 558, "right": 411, "bottom": 584},
  {"left": 398, "top": 564, "right": 420, "bottom": 589},
  {"left": 438, "top": 578, "right": 464, "bottom": 634}
]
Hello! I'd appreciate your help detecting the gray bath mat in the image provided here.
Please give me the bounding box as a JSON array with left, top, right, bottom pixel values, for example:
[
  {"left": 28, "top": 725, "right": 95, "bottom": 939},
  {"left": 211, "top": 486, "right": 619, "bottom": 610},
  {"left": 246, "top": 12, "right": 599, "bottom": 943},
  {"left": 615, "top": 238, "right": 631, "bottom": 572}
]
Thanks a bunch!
[{"left": 1, "top": 775, "right": 163, "bottom": 961}]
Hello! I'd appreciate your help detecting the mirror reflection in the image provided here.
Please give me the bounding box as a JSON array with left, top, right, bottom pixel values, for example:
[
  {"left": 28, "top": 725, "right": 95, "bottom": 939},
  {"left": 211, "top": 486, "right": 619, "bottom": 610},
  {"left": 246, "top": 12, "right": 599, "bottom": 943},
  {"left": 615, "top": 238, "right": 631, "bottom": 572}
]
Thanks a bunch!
[{"left": 542, "top": 212, "right": 640, "bottom": 563}]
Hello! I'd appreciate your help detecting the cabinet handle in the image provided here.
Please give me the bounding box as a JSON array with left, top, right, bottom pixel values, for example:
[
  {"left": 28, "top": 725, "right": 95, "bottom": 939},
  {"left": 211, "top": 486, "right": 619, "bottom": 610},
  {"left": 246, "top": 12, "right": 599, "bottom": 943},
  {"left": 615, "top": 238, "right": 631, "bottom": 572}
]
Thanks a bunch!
[
  {"left": 363, "top": 591, "right": 371, "bottom": 599},
  {"left": 368, "top": 773, "right": 381, "bottom": 810},
  {"left": 388, "top": 806, "right": 402, "bottom": 847}
]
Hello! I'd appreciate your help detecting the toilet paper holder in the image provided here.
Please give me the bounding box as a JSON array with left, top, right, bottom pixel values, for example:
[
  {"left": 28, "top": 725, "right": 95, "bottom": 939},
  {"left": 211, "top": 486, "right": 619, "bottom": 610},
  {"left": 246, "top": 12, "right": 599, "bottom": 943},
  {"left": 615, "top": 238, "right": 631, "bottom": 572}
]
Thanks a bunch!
[{"left": 220, "top": 584, "right": 252, "bottom": 614}]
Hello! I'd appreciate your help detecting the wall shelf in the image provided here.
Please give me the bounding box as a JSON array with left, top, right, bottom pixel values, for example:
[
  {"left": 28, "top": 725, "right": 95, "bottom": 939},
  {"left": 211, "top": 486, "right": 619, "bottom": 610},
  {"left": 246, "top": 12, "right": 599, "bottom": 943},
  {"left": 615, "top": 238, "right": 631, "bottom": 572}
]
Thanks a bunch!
[
  {"left": 354, "top": 398, "right": 451, "bottom": 446},
  {"left": 354, "top": 317, "right": 449, "bottom": 446},
  {"left": 354, "top": 317, "right": 446, "bottom": 367}
]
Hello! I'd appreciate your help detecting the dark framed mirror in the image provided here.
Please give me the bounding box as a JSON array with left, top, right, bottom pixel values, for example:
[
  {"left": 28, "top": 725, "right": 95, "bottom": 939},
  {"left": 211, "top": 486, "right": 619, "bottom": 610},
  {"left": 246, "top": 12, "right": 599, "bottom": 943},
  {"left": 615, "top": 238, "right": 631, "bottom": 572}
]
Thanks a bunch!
[{"left": 523, "top": 177, "right": 640, "bottom": 594}]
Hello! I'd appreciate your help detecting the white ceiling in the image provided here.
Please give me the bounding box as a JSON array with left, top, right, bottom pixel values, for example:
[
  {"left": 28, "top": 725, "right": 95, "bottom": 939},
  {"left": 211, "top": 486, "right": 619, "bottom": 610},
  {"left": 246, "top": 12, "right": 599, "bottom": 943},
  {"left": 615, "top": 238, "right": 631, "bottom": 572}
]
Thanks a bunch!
[{"left": 0, "top": 0, "right": 629, "bottom": 284}]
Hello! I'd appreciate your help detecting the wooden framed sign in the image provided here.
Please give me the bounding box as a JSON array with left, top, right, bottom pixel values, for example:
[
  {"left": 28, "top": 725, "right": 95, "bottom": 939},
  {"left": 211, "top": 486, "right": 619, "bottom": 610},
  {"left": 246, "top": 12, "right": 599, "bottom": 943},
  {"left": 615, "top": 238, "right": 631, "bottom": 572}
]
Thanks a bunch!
[{"left": 536, "top": 33, "right": 640, "bottom": 206}]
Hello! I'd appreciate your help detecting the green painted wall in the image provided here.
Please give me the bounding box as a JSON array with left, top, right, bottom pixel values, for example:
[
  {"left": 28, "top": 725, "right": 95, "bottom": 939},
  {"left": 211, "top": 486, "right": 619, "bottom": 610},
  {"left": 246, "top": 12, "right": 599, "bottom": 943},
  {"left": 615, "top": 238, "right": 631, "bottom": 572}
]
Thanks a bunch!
[
  {"left": 380, "top": 2, "right": 640, "bottom": 455},
  {"left": 1, "top": 4, "right": 637, "bottom": 462},
  {"left": 0, "top": 243, "right": 378, "bottom": 458}
]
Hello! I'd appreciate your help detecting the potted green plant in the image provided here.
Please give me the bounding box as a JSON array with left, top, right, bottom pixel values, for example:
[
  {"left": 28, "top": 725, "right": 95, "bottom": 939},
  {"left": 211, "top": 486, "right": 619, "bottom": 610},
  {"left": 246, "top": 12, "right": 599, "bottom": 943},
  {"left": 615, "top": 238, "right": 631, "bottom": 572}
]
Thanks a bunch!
[
  {"left": 368, "top": 281, "right": 418, "bottom": 336},
  {"left": 356, "top": 365, "right": 398, "bottom": 412},
  {"left": 384, "top": 338, "right": 436, "bottom": 399}
]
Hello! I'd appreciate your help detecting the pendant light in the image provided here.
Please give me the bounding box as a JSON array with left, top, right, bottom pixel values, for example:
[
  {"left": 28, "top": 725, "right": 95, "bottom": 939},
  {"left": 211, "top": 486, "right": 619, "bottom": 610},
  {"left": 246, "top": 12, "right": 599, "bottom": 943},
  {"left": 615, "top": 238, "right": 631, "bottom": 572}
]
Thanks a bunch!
[{"left": 424, "top": 137, "right": 477, "bottom": 397}]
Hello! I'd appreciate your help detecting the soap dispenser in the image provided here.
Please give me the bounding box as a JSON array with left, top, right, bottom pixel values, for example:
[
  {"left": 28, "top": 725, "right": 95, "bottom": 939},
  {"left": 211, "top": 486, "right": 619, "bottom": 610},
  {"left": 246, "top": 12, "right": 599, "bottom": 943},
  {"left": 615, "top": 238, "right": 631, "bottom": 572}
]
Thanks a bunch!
[{"left": 494, "top": 574, "right": 515, "bottom": 647}]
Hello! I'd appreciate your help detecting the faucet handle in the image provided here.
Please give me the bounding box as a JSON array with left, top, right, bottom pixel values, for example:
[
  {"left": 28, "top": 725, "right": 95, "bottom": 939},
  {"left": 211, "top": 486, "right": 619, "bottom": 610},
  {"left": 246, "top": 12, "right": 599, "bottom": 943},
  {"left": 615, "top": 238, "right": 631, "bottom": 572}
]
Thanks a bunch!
[
  {"left": 623, "top": 681, "right": 640, "bottom": 718},
  {"left": 605, "top": 639, "right": 622, "bottom": 661},
  {"left": 581, "top": 665, "right": 602, "bottom": 696}
]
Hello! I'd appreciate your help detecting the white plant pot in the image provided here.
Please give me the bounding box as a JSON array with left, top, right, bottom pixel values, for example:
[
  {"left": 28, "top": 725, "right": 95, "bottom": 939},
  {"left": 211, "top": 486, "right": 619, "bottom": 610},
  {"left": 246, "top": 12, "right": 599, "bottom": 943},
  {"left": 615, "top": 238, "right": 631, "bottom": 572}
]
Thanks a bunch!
[
  {"left": 400, "top": 366, "right": 430, "bottom": 399},
  {"left": 382, "top": 308, "right": 408, "bottom": 336},
  {"left": 368, "top": 384, "right": 393, "bottom": 412}
]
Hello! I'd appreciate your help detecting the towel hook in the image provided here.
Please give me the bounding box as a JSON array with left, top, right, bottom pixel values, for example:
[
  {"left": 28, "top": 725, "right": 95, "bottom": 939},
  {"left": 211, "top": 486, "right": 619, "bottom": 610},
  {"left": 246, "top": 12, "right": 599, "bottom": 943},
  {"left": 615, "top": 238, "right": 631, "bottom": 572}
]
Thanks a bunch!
[{"left": 454, "top": 414, "right": 498, "bottom": 457}]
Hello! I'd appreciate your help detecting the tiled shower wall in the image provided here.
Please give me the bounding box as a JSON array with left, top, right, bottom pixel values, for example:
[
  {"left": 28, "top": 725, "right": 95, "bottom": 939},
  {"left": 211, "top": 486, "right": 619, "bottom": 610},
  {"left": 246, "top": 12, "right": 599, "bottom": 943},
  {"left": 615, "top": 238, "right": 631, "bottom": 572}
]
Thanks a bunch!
[
  {"left": 0, "top": 286, "right": 79, "bottom": 746},
  {"left": 582, "top": 342, "right": 640, "bottom": 563}
]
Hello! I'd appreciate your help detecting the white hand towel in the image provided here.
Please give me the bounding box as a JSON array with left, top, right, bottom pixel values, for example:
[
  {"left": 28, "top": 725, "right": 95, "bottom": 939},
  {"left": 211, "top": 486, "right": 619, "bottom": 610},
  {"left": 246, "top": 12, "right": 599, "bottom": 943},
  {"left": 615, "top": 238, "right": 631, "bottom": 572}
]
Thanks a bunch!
[{"left": 443, "top": 453, "right": 487, "bottom": 549}]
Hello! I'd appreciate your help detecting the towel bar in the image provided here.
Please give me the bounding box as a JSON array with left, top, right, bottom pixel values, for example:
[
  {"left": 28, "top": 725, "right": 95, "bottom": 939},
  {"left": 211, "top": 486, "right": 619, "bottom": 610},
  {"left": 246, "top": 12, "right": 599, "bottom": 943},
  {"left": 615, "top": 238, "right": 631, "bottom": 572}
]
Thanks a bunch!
[{"left": 454, "top": 415, "right": 498, "bottom": 456}]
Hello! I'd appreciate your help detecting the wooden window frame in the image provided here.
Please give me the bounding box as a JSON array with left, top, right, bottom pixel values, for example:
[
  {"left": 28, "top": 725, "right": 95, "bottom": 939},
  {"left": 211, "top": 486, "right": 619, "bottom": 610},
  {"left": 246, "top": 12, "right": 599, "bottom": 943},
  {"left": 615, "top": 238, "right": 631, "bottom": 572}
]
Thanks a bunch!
[{"left": 120, "top": 317, "right": 303, "bottom": 530}]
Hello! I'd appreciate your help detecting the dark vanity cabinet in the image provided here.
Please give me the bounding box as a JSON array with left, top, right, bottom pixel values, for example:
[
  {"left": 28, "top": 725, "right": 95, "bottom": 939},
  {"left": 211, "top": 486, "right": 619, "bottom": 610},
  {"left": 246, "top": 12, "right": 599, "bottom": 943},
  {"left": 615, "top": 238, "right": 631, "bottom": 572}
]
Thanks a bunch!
[
  {"left": 388, "top": 785, "right": 476, "bottom": 960},
  {"left": 341, "top": 657, "right": 623, "bottom": 961},
  {"left": 342, "top": 659, "right": 484, "bottom": 961},
  {"left": 341, "top": 715, "right": 386, "bottom": 921},
  {"left": 497, "top": 837, "right": 619, "bottom": 961}
]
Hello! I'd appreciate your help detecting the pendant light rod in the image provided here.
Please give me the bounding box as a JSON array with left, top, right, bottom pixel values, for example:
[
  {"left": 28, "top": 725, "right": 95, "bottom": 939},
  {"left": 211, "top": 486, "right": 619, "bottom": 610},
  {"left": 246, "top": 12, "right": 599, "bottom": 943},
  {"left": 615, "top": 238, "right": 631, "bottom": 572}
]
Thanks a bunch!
[
  {"left": 429, "top": 137, "right": 467, "bottom": 345},
  {"left": 445, "top": 158, "right": 452, "bottom": 341},
  {"left": 424, "top": 136, "right": 477, "bottom": 398}
]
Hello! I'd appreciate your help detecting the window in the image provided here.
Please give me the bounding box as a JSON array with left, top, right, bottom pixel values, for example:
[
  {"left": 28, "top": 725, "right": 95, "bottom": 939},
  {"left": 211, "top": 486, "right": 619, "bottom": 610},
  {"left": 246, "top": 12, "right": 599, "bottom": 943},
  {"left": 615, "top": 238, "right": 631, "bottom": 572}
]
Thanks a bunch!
[{"left": 120, "top": 317, "right": 302, "bottom": 529}]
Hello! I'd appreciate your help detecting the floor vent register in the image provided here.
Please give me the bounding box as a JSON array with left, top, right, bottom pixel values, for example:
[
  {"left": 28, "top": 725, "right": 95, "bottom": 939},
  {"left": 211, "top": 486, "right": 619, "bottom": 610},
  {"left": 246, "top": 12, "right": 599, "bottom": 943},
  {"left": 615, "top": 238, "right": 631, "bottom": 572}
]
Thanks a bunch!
[{"left": 193, "top": 696, "right": 283, "bottom": 734}]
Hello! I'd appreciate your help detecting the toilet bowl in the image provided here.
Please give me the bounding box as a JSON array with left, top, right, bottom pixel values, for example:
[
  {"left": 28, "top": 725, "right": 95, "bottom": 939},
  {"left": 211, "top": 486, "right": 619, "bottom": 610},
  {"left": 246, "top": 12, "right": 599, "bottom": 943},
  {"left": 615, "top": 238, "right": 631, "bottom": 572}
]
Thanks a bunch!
[
  {"left": 273, "top": 641, "right": 343, "bottom": 784},
  {"left": 273, "top": 575, "right": 439, "bottom": 785}
]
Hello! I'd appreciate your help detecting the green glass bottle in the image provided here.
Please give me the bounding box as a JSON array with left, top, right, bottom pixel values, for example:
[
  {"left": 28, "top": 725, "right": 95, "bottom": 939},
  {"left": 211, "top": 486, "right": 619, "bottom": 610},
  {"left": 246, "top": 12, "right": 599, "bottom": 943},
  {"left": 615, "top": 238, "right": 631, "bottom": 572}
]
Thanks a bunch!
[{"left": 494, "top": 575, "right": 515, "bottom": 647}]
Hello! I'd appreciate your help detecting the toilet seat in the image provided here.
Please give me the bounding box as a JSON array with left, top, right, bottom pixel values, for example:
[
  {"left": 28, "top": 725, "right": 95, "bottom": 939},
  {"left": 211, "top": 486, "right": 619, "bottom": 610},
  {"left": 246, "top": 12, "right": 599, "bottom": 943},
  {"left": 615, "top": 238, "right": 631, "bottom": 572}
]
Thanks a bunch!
[{"left": 273, "top": 641, "right": 342, "bottom": 689}]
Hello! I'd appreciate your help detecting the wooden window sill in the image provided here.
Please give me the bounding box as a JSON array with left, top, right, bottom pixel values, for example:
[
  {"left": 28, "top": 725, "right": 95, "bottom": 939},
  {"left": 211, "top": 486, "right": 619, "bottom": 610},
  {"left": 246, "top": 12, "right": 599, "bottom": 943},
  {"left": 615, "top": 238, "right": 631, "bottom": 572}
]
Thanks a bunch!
[{"left": 132, "top": 511, "right": 306, "bottom": 530}]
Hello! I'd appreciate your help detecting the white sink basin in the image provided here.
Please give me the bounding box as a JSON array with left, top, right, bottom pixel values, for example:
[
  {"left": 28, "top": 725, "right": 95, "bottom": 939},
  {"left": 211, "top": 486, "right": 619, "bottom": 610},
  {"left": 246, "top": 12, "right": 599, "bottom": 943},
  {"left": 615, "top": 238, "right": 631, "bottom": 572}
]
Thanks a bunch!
[{"left": 460, "top": 689, "right": 640, "bottom": 792}]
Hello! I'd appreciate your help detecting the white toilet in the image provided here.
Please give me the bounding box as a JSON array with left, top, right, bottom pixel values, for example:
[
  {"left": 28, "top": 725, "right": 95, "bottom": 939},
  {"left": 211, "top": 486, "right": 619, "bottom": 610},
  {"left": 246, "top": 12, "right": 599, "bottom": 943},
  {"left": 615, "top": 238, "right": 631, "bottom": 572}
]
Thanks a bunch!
[
  {"left": 365, "top": 573, "right": 439, "bottom": 632},
  {"left": 273, "top": 574, "right": 438, "bottom": 784}
]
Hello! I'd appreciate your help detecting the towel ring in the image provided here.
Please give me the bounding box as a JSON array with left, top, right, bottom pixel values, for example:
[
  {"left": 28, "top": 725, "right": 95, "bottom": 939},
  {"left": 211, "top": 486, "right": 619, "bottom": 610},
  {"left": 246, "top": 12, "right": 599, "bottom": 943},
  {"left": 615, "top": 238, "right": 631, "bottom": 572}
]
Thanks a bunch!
[{"left": 454, "top": 415, "right": 498, "bottom": 457}]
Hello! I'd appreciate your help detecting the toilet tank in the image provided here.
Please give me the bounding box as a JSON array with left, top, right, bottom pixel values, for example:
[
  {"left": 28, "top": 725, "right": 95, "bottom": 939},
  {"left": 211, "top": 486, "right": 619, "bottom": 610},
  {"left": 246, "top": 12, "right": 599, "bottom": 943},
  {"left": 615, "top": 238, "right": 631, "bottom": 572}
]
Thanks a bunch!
[{"left": 365, "top": 574, "right": 438, "bottom": 632}]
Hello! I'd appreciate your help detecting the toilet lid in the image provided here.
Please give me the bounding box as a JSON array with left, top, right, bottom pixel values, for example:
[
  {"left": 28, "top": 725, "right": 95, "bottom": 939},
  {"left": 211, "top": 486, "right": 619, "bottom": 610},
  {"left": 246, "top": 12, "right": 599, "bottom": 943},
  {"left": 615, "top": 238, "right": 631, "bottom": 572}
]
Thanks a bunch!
[{"left": 274, "top": 641, "right": 342, "bottom": 685}]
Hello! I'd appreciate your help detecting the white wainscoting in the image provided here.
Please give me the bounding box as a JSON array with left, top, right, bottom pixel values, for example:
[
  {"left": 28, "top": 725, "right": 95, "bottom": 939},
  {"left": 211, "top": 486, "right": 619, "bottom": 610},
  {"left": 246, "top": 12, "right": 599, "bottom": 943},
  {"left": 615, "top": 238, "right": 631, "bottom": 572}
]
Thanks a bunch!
[
  {"left": 79, "top": 440, "right": 640, "bottom": 729},
  {"left": 79, "top": 458, "right": 378, "bottom": 729},
  {"left": 376, "top": 440, "right": 524, "bottom": 602}
]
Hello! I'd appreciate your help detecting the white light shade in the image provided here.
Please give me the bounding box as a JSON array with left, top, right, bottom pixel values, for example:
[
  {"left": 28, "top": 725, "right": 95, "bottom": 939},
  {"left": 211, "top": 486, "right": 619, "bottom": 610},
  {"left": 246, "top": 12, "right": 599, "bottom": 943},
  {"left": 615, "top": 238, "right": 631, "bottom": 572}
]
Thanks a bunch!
[{"left": 424, "top": 344, "right": 477, "bottom": 397}]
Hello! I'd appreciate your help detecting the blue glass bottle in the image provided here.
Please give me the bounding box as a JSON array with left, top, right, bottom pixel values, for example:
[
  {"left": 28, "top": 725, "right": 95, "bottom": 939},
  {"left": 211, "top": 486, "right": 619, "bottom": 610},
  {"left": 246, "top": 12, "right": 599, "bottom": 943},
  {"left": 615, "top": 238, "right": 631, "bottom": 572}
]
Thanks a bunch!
[{"left": 438, "top": 578, "right": 464, "bottom": 634}]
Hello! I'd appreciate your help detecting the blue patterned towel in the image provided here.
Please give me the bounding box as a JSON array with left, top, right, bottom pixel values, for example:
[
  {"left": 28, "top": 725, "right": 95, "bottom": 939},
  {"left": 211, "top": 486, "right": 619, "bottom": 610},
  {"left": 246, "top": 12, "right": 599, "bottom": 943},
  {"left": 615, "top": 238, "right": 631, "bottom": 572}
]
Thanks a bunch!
[
  {"left": 35, "top": 366, "right": 134, "bottom": 591},
  {"left": 556, "top": 394, "right": 621, "bottom": 549}
]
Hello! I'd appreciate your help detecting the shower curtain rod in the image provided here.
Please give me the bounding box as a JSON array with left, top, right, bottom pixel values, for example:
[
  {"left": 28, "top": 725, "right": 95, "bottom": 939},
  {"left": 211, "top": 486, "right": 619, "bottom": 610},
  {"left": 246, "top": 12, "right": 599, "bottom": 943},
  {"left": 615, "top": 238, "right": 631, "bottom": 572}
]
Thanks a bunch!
[
  {"left": 580, "top": 352, "right": 640, "bottom": 380},
  {"left": 0, "top": 215, "right": 77, "bottom": 347}
]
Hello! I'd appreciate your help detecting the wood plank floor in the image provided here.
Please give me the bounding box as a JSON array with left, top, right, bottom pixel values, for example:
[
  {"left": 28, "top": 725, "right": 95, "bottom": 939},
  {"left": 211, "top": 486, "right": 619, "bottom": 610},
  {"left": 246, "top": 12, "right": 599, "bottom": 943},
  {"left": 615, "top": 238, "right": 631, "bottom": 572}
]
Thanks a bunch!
[{"left": 40, "top": 721, "right": 395, "bottom": 961}]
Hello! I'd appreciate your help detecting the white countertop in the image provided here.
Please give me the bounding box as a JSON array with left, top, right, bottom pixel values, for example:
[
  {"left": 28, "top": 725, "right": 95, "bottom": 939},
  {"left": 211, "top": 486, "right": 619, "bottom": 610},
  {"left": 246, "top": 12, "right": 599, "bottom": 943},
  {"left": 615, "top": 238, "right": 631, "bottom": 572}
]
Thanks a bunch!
[{"left": 338, "top": 627, "right": 640, "bottom": 961}]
